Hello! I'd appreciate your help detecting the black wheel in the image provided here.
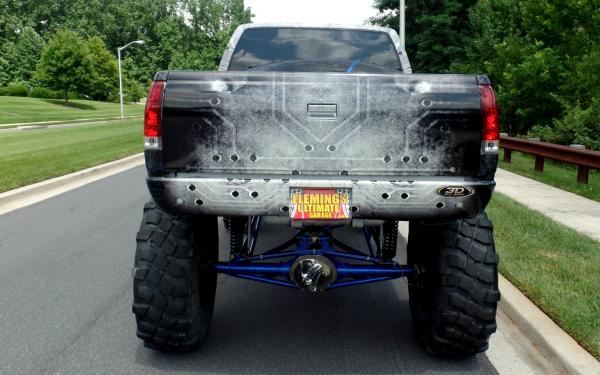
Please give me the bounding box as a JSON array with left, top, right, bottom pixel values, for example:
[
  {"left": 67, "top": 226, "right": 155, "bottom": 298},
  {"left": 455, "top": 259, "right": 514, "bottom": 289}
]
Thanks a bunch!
[
  {"left": 132, "top": 200, "right": 218, "bottom": 351},
  {"left": 407, "top": 212, "right": 500, "bottom": 357}
]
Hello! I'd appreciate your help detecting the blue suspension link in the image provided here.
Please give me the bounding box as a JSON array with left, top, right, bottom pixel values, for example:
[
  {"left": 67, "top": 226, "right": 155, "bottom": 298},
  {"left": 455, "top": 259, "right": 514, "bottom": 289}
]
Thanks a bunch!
[{"left": 214, "top": 224, "right": 415, "bottom": 290}]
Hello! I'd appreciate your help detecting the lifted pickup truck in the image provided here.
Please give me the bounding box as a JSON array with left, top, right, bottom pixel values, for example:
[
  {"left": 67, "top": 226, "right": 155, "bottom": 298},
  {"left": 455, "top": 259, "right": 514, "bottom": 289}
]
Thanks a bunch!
[{"left": 133, "top": 24, "right": 501, "bottom": 357}]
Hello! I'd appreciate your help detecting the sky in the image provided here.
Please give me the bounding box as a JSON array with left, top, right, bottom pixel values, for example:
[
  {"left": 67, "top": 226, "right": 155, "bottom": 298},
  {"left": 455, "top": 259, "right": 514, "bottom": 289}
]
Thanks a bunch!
[{"left": 245, "top": 0, "right": 380, "bottom": 26}]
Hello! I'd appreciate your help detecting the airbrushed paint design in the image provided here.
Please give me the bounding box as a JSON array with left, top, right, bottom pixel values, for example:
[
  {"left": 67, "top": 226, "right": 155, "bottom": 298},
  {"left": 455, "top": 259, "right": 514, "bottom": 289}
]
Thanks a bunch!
[{"left": 161, "top": 72, "right": 482, "bottom": 177}]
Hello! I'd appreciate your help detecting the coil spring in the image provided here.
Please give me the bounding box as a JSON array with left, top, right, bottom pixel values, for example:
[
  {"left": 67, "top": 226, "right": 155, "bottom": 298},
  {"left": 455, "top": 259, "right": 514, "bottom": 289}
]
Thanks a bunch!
[
  {"left": 380, "top": 220, "right": 398, "bottom": 259},
  {"left": 223, "top": 217, "right": 231, "bottom": 232},
  {"left": 228, "top": 217, "right": 246, "bottom": 255}
]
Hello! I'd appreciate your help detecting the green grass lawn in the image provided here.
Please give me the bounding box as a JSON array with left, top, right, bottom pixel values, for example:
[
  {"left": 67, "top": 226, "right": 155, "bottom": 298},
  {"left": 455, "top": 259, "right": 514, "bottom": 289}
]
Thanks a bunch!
[
  {"left": 499, "top": 149, "right": 600, "bottom": 202},
  {"left": 487, "top": 193, "right": 600, "bottom": 360},
  {"left": 0, "top": 119, "right": 142, "bottom": 192},
  {"left": 0, "top": 96, "right": 143, "bottom": 125}
]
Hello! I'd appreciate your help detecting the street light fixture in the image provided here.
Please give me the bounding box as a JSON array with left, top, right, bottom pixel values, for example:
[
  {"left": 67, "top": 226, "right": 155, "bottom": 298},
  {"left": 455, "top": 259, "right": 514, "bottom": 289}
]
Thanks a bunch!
[{"left": 118, "top": 40, "right": 144, "bottom": 119}]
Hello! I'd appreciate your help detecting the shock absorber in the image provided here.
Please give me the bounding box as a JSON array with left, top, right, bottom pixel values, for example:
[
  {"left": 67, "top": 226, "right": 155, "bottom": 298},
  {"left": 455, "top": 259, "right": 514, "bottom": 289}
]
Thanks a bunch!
[{"left": 380, "top": 220, "right": 398, "bottom": 259}]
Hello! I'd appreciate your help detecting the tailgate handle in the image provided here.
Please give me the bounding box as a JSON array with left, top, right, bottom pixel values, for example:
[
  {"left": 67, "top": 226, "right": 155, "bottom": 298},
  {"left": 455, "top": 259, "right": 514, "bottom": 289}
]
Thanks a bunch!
[{"left": 307, "top": 103, "right": 337, "bottom": 120}]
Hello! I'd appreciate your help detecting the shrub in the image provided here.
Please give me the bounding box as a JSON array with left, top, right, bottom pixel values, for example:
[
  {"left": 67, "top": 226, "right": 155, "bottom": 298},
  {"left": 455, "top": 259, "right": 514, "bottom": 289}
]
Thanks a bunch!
[
  {"left": 107, "top": 80, "right": 146, "bottom": 103},
  {"left": 530, "top": 97, "right": 600, "bottom": 151},
  {"left": 125, "top": 79, "right": 146, "bottom": 103},
  {"left": 67, "top": 92, "right": 83, "bottom": 100},
  {"left": 29, "top": 87, "right": 63, "bottom": 99},
  {"left": 2, "top": 83, "right": 29, "bottom": 97}
]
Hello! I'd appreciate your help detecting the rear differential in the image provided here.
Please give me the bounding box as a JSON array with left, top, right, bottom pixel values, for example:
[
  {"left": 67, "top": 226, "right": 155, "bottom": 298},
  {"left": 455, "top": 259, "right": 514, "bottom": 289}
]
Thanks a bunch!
[{"left": 289, "top": 255, "right": 337, "bottom": 292}]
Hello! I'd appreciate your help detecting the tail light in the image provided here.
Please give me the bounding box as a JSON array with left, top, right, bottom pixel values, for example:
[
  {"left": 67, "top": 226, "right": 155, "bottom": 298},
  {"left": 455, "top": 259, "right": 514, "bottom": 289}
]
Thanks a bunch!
[
  {"left": 479, "top": 83, "right": 499, "bottom": 153},
  {"left": 144, "top": 80, "right": 165, "bottom": 150}
]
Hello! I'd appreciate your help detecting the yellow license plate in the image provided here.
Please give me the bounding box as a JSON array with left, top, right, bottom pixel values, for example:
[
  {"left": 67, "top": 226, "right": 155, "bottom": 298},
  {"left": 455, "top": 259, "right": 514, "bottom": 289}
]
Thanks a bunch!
[{"left": 289, "top": 188, "right": 351, "bottom": 220}]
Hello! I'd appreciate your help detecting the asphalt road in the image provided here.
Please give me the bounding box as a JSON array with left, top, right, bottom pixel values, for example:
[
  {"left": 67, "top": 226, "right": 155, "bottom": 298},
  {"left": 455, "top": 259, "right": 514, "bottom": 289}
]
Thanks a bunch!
[{"left": 0, "top": 166, "right": 552, "bottom": 374}]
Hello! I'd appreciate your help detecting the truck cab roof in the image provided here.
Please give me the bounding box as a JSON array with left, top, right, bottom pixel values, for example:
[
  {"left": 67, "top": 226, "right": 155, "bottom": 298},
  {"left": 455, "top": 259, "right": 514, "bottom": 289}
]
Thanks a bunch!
[{"left": 219, "top": 23, "right": 412, "bottom": 73}]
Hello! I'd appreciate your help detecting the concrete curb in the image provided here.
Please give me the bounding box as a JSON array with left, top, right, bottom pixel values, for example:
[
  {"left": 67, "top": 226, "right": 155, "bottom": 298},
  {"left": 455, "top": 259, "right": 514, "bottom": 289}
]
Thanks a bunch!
[
  {"left": 499, "top": 274, "right": 600, "bottom": 375},
  {"left": 0, "top": 153, "right": 144, "bottom": 215},
  {"left": 0, "top": 116, "right": 142, "bottom": 128}
]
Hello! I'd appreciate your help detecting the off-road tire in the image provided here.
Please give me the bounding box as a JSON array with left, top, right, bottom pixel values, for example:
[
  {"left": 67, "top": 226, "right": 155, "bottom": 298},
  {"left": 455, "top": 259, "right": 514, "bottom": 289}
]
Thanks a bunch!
[
  {"left": 407, "top": 212, "right": 500, "bottom": 357},
  {"left": 132, "top": 201, "right": 218, "bottom": 351}
]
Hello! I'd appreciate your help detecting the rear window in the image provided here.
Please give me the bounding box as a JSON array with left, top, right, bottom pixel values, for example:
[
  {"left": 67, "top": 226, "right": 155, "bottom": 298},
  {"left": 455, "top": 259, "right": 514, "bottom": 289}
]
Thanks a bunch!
[{"left": 228, "top": 27, "right": 401, "bottom": 71}]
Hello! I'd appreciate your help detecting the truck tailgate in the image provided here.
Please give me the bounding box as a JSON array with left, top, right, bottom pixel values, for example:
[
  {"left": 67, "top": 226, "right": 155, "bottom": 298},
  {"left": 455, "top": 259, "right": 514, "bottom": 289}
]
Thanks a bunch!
[{"left": 161, "top": 72, "right": 482, "bottom": 177}]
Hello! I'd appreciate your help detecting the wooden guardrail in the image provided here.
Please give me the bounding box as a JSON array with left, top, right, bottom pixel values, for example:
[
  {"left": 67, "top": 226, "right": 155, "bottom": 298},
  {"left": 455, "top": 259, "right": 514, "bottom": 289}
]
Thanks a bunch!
[{"left": 500, "top": 136, "right": 600, "bottom": 184}]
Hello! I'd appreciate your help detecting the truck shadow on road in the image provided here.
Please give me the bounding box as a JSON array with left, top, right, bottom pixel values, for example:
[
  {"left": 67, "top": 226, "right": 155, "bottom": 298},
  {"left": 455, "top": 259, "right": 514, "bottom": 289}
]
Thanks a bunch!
[{"left": 135, "top": 277, "right": 498, "bottom": 374}]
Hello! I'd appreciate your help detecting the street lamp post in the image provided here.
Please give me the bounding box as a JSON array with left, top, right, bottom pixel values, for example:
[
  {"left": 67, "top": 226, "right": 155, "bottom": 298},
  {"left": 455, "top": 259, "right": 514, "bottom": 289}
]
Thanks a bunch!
[
  {"left": 118, "top": 40, "right": 144, "bottom": 119},
  {"left": 399, "top": 0, "right": 405, "bottom": 48}
]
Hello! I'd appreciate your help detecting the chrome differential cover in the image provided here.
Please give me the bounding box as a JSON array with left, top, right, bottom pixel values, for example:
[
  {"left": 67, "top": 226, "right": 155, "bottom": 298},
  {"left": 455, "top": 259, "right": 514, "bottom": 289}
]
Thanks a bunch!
[{"left": 289, "top": 255, "right": 337, "bottom": 292}]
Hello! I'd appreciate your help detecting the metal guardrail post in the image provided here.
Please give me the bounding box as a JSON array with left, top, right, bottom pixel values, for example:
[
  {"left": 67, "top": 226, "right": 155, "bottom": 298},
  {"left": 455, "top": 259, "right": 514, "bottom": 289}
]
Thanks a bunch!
[
  {"left": 535, "top": 156, "right": 544, "bottom": 172},
  {"left": 503, "top": 148, "right": 512, "bottom": 163},
  {"left": 577, "top": 166, "right": 589, "bottom": 184}
]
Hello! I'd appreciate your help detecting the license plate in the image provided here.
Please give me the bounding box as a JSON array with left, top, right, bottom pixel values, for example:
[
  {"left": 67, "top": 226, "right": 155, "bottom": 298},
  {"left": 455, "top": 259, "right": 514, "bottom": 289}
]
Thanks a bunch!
[{"left": 289, "top": 188, "right": 352, "bottom": 220}]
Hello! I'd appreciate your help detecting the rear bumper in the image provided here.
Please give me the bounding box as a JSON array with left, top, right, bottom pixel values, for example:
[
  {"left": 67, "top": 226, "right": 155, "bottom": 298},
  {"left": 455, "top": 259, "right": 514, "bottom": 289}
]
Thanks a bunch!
[{"left": 147, "top": 175, "right": 495, "bottom": 220}]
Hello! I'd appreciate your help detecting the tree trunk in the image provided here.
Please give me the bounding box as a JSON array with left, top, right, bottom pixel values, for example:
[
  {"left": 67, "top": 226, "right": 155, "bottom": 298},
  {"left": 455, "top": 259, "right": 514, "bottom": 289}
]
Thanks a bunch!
[{"left": 64, "top": 89, "right": 68, "bottom": 102}]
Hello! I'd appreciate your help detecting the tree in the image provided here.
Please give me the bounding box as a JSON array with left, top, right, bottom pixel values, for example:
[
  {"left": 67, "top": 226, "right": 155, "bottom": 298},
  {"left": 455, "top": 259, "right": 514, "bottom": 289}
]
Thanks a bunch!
[
  {"left": 370, "top": 0, "right": 476, "bottom": 73},
  {"left": 86, "top": 36, "right": 118, "bottom": 100},
  {"left": 0, "top": 27, "right": 44, "bottom": 85},
  {"left": 452, "top": 0, "right": 600, "bottom": 136},
  {"left": 0, "top": 55, "right": 11, "bottom": 86},
  {"left": 2, "top": 0, "right": 252, "bottom": 92},
  {"left": 34, "top": 30, "right": 93, "bottom": 101}
]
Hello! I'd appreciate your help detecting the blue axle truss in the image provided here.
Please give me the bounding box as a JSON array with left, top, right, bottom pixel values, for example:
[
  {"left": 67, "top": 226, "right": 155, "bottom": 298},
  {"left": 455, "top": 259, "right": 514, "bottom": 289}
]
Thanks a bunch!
[{"left": 213, "top": 218, "right": 415, "bottom": 290}]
